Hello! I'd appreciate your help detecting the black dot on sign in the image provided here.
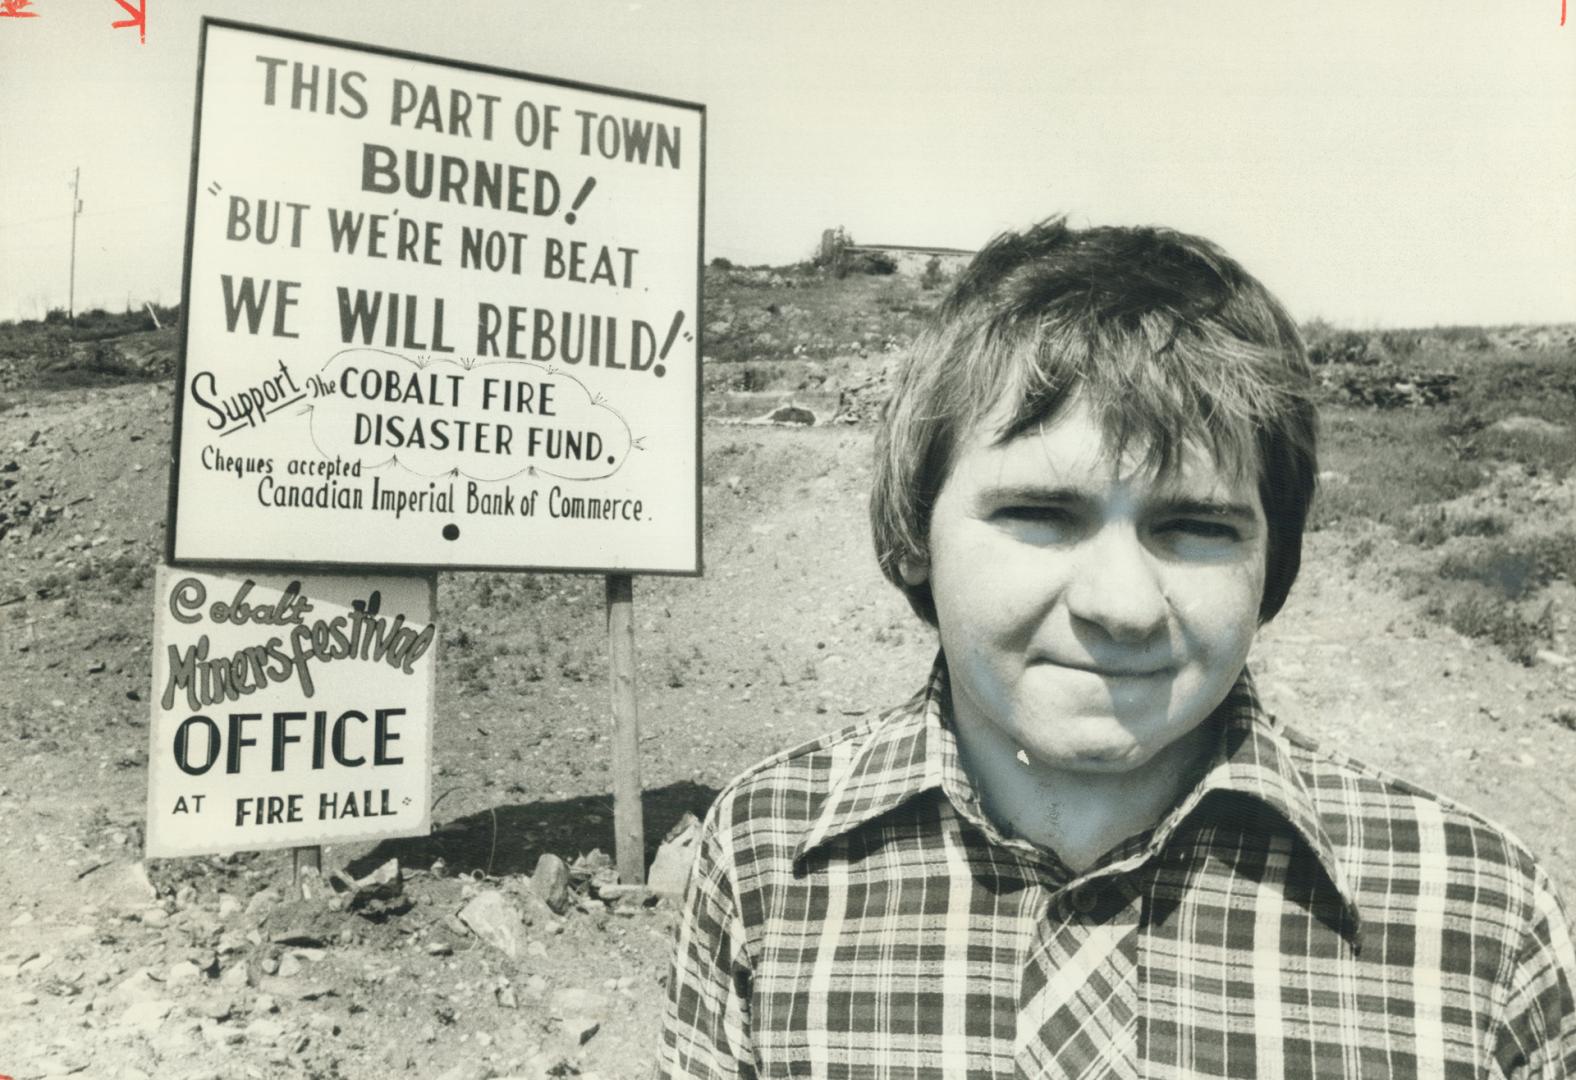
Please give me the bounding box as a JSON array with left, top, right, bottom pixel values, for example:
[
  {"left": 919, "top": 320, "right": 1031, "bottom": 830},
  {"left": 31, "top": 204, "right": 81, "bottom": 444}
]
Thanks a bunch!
[
  {"left": 653, "top": 364, "right": 666, "bottom": 378},
  {"left": 565, "top": 212, "right": 577, "bottom": 225},
  {"left": 607, "top": 455, "right": 615, "bottom": 465},
  {"left": 442, "top": 523, "right": 460, "bottom": 541}
]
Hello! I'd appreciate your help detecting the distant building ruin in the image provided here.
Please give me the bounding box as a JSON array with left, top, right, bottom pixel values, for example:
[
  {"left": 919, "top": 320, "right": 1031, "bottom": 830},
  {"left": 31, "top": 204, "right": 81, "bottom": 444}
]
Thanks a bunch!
[{"left": 819, "top": 229, "right": 974, "bottom": 280}]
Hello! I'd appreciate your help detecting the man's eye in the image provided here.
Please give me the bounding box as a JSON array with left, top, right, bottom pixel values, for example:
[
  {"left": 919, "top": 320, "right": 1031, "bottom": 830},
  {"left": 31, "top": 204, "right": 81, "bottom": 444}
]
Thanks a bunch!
[
  {"left": 994, "top": 506, "right": 1073, "bottom": 525},
  {"left": 1161, "top": 519, "right": 1241, "bottom": 541}
]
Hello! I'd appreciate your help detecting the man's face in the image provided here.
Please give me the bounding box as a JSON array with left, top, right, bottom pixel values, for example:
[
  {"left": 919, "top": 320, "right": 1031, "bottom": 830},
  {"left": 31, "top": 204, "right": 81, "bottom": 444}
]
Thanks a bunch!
[{"left": 906, "top": 397, "right": 1267, "bottom": 775}]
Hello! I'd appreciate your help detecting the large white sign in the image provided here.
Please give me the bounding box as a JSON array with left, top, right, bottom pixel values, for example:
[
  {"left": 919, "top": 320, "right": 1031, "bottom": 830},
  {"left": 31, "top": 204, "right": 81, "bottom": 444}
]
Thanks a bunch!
[
  {"left": 170, "top": 20, "right": 703, "bottom": 573},
  {"left": 145, "top": 567, "right": 435, "bottom": 857}
]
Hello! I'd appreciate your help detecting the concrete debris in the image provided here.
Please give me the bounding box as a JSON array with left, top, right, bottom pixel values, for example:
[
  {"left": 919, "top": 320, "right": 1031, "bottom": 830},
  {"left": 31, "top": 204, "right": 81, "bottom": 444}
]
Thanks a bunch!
[
  {"left": 165, "top": 960, "right": 202, "bottom": 984},
  {"left": 117, "top": 999, "right": 173, "bottom": 1032},
  {"left": 647, "top": 812, "right": 702, "bottom": 899},
  {"left": 245, "top": 1016, "right": 286, "bottom": 1044},
  {"left": 108, "top": 969, "right": 163, "bottom": 1006},
  {"left": 244, "top": 887, "right": 284, "bottom": 920},
  {"left": 432, "top": 1064, "right": 492, "bottom": 1080},
  {"left": 550, "top": 985, "right": 609, "bottom": 1047},
  {"left": 531, "top": 853, "right": 571, "bottom": 914},
  {"left": 330, "top": 858, "right": 409, "bottom": 919},
  {"left": 103, "top": 861, "right": 159, "bottom": 910},
  {"left": 458, "top": 890, "right": 525, "bottom": 960}
]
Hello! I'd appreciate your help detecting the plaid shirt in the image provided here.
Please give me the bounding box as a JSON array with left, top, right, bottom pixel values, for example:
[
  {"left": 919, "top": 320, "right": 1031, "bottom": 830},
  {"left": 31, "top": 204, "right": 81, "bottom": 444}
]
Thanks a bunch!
[{"left": 660, "top": 659, "right": 1576, "bottom": 1079}]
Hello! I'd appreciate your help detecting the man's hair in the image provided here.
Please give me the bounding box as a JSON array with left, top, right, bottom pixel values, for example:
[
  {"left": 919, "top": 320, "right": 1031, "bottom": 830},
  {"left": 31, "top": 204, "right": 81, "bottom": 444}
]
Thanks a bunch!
[{"left": 871, "top": 217, "right": 1318, "bottom": 625}]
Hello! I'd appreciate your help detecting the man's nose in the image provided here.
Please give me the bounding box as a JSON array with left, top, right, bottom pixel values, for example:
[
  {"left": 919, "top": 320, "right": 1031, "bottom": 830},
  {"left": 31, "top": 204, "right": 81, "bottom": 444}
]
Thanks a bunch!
[{"left": 1062, "top": 526, "right": 1168, "bottom": 642}]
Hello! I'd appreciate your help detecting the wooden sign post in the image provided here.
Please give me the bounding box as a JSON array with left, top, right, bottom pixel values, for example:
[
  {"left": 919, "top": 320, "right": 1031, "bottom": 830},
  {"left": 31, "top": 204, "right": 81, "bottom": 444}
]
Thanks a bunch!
[{"left": 607, "top": 574, "right": 644, "bottom": 884}]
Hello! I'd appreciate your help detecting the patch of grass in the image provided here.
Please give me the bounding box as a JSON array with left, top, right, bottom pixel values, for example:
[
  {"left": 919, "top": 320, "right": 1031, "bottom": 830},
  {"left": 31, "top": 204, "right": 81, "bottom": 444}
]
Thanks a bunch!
[
  {"left": 1427, "top": 590, "right": 1552, "bottom": 666},
  {"left": 1438, "top": 545, "right": 1547, "bottom": 601},
  {"left": 1436, "top": 533, "right": 1576, "bottom": 600},
  {"left": 1404, "top": 508, "right": 1509, "bottom": 549},
  {"left": 1309, "top": 407, "right": 1486, "bottom": 530},
  {"left": 35, "top": 339, "right": 150, "bottom": 390}
]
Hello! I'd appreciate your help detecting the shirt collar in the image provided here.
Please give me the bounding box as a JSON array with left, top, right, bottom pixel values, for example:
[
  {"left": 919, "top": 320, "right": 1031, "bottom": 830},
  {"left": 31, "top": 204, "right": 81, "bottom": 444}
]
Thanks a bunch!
[{"left": 794, "top": 653, "right": 1362, "bottom": 933}]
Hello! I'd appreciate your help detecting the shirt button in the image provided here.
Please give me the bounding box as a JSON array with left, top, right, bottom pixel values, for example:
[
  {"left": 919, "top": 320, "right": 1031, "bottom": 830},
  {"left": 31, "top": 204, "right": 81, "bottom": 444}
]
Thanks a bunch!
[{"left": 1070, "top": 887, "right": 1098, "bottom": 914}]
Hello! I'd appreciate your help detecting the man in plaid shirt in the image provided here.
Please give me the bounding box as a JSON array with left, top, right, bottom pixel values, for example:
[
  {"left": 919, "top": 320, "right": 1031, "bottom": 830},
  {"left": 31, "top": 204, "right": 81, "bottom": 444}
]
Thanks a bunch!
[{"left": 660, "top": 219, "right": 1576, "bottom": 1077}]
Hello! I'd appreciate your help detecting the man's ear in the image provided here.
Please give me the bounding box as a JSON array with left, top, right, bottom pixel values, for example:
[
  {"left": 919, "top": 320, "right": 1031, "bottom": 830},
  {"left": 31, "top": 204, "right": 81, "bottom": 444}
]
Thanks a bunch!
[{"left": 898, "top": 555, "right": 929, "bottom": 587}]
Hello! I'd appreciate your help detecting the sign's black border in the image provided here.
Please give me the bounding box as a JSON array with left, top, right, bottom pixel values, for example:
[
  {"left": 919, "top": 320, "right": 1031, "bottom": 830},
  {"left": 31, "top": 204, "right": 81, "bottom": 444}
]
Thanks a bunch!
[{"left": 167, "top": 17, "right": 705, "bottom": 578}]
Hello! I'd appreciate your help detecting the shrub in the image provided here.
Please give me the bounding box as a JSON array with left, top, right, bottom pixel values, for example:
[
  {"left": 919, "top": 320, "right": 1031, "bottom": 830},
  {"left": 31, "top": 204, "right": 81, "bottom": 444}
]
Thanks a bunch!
[
  {"left": 1438, "top": 544, "right": 1546, "bottom": 601},
  {"left": 920, "top": 255, "right": 945, "bottom": 290},
  {"left": 1405, "top": 508, "right": 1507, "bottom": 549},
  {"left": 1436, "top": 533, "right": 1576, "bottom": 599},
  {"left": 1431, "top": 592, "right": 1551, "bottom": 666},
  {"left": 847, "top": 250, "right": 897, "bottom": 276}
]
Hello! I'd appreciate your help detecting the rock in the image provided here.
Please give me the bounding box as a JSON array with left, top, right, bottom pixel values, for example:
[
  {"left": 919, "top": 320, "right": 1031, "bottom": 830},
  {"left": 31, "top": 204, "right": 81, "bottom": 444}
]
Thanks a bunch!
[
  {"left": 433, "top": 1065, "right": 491, "bottom": 1080},
  {"left": 296, "top": 867, "right": 329, "bottom": 901},
  {"left": 571, "top": 849, "right": 614, "bottom": 877},
  {"left": 216, "top": 893, "right": 242, "bottom": 918},
  {"left": 18, "top": 952, "right": 51, "bottom": 975},
  {"left": 254, "top": 975, "right": 334, "bottom": 1001},
  {"left": 166, "top": 960, "right": 201, "bottom": 984},
  {"left": 425, "top": 941, "right": 453, "bottom": 956},
  {"left": 763, "top": 403, "right": 816, "bottom": 426},
  {"left": 245, "top": 1017, "right": 286, "bottom": 1043},
  {"left": 118, "top": 999, "right": 173, "bottom": 1032},
  {"left": 459, "top": 890, "right": 525, "bottom": 959},
  {"left": 647, "top": 813, "right": 701, "bottom": 899},
  {"left": 276, "top": 953, "right": 302, "bottom": 977},
  {"left": 152, "top": 1015, "right": 204, "bottom": 1053},
  {"left": 19, "top": 1056, "right": 90, "bottom": 1078},
  {"left": 361, "top": 857, "right": 401, "bottom": 885},
  {"left": 531, "top": 853, "right": 570, "bottom": 914},
  {"left": 202, "top": 1020, "right": 245, "bottom": 1047},
  {"left": 549, "top": 987, "right": 609, "bottom": 1042},
  {"left": 191, "top": 993, "right": 236, "bottom": 1021},
  {"left": 104, "top": 861, "right": 159, "bottom": 910},
  {"left": 263, "top": 898, "right": 337, "bottom": 945},
  {"left": 140, "top": 907, "right": 169, "bottom": 929},
  {"left": 10, "top": 910, "right": 34, "bottom": 927},
  {"left": 432, "top": 1065, "right": 491, "bottom": 1080},
  {"left": 245, "top": 886, "right": 284, "bottom": 920},
  {"left": 108, "top": 970, "right": 163, "bottom": 1006},
  {"left": 218, "top": 963, "right": 250, "bottom": 989}
]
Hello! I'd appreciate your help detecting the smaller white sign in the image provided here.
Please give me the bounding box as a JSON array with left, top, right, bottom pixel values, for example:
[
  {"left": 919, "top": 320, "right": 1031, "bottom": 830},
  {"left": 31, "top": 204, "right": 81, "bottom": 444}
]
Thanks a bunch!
[{"left": 145, "top": 567, "right": 435, "bottom": 858}]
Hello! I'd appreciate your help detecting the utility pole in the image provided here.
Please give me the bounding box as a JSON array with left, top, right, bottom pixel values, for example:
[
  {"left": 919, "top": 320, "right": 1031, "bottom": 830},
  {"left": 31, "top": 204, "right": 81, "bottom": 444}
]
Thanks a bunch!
[{"left": 68, "top": 167, "right": 81, "bottom": 326}]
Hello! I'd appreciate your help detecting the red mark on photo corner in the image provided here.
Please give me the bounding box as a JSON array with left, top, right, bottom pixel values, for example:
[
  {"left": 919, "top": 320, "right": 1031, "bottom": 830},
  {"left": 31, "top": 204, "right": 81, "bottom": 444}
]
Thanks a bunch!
[
  {"left": 0, "top": 0, "right": 41, "bottom": 18},
  {"left": 111, "top": 0, "right": 144, "bottom": 43}
]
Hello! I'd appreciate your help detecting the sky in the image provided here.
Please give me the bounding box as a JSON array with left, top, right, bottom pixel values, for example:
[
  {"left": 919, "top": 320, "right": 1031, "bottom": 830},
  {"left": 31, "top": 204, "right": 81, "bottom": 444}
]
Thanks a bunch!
[{"left": 2, "top": 0, "right": 1573, "bottom": 329}]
